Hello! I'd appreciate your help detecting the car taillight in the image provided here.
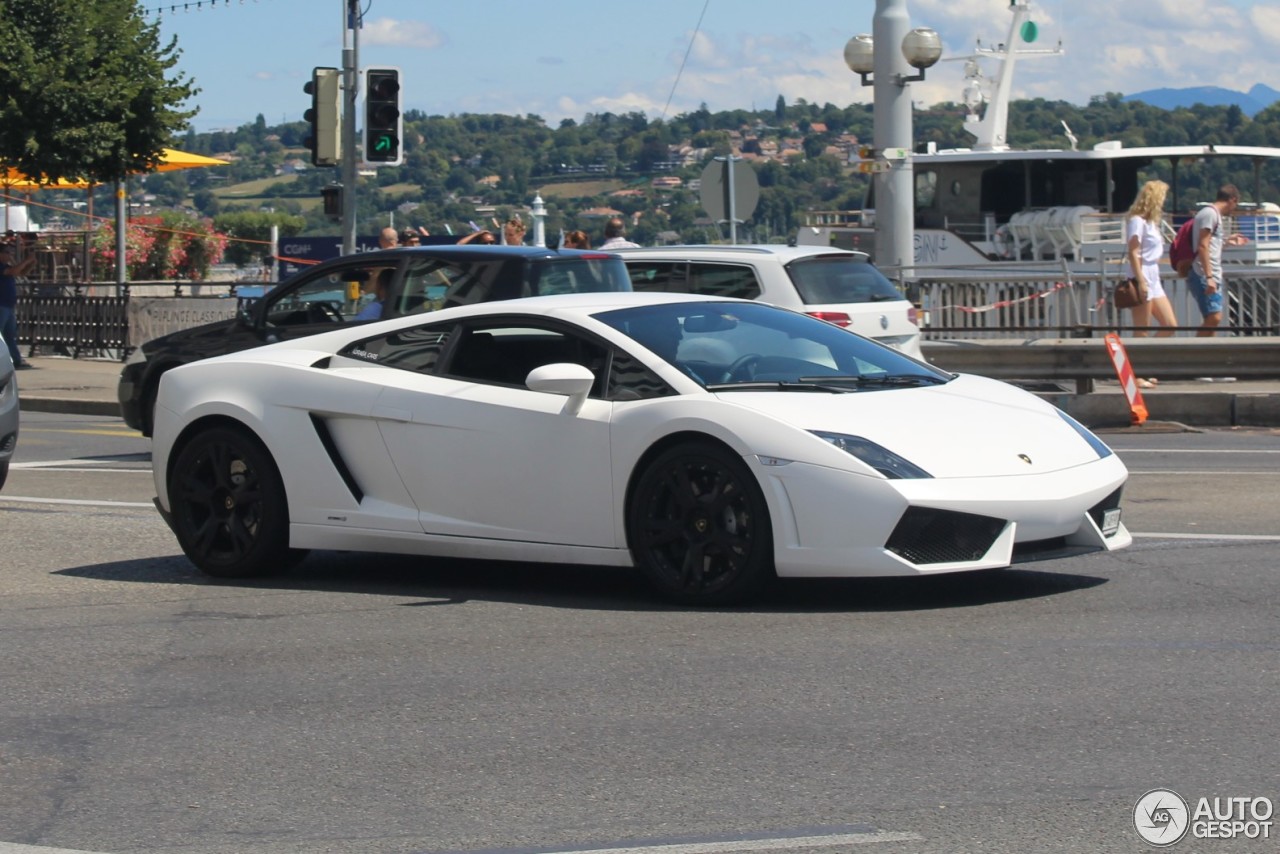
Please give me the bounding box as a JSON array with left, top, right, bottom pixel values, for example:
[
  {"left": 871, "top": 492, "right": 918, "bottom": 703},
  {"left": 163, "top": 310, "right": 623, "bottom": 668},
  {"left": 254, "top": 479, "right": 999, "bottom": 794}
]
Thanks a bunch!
[{"left": 806, "top": 311, "right": 852, "bottom": 328}]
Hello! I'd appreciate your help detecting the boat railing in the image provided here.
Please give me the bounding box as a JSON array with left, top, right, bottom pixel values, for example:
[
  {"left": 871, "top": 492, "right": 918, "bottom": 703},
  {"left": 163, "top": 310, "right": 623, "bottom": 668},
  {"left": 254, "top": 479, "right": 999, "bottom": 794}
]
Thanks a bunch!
[
  {"left": 1004, "top": 206, "right": 1103, "bottom": 261},
  {"left": 1227, "top": 212, "right": 1280, "bottom": 243},
  {"left": 1078, "top": 214, "right": 1126, "bottom": 246},
  {"left": 799, "top": 210, "right": 868, "bottom": 227},
  {"left": 909, "top": 259, "right": 1280, "bottom": 339}
]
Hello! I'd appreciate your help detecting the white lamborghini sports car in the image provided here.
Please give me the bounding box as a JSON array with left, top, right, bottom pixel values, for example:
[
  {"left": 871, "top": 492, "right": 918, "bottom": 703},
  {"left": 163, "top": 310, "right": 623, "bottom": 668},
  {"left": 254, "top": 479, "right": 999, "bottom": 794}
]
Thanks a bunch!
[{"left": 152, "top": 292, "right": 1130, "bottom": 603}]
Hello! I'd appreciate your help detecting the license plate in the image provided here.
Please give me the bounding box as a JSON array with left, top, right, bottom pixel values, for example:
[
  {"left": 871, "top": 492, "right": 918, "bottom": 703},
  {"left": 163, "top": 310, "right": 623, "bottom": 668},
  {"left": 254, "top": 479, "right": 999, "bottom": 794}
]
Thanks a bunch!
[{"left": 1101, "top": 507, "right": 1122, "bottom": 536}]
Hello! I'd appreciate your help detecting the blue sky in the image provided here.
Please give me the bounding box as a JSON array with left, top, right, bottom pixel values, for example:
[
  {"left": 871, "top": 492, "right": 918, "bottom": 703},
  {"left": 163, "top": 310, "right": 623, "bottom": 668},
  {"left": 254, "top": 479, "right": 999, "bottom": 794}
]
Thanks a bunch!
[{"left": 152, "top": 0, "right": 1280, "bottom": 133}]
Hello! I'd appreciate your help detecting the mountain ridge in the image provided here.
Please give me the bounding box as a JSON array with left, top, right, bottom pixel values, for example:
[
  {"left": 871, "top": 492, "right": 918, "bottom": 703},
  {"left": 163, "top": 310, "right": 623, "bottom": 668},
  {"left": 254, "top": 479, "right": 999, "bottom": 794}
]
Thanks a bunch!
[{"left": 1124, "top": 84, "right": 1280, "bottom": 117}]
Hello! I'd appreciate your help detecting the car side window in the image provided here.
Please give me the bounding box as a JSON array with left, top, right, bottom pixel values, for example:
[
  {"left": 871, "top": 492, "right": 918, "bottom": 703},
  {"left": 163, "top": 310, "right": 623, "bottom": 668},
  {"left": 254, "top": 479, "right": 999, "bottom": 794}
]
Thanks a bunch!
[
  {"left": 625, "top": 261, "right": 688, "bottom": 293},
  {"left": 785, "top": 257, "right": 904, "bottom": 304},
  {"left": 267, "top": 262, "right": 397, "bottom": 326},
  {"left": 338, "top": 323, "right": 456, "bottom": 374},
  {"left": 392, "top": 259, "right": 470, "bottom": 317},
  {"left": 686, "top": 263, "right": 762, "bottom": 300},
  {"left": 607, "top": 350, "right": 677, "bottom": 400},
  {"left": 442, "top": 321, "right": 610, "bottom": 397}
]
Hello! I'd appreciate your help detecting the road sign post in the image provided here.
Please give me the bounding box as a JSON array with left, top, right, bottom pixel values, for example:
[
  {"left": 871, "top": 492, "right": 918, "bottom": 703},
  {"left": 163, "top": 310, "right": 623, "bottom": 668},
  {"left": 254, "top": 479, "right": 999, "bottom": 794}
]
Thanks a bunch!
[{"left": 699, "top": 156, "right": 760, "bottom": 244}]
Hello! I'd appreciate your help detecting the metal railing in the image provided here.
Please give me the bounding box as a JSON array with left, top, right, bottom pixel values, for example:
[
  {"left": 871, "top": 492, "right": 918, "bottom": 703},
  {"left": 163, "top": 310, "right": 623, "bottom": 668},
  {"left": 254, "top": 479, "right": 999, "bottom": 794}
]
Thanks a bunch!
[
  {"left": 915, "top": 266, "right": 1280, "bottom": 339},
  {"left": 923, "top": 337, "right": 1280, "bottom": 394},
  {"left": 16, "top": 293, "right": 130, "bottom": 358},
  {"left": 11, "top": 266, "right": 1280, "bottom": 363}
]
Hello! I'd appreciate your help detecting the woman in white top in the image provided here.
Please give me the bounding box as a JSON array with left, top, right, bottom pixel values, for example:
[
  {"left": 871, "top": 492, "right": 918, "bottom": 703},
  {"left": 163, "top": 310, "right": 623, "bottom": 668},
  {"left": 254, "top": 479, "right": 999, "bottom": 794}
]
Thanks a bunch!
[
  {"left": 1124, "top": 180, "right": 1178, "bottom": 387},
  {"left": 1124, "top": 179, "right": 1179, "bottom": 341},
  {"left": 1121, "top": 181, "right": 1177, "bottom": 389}
]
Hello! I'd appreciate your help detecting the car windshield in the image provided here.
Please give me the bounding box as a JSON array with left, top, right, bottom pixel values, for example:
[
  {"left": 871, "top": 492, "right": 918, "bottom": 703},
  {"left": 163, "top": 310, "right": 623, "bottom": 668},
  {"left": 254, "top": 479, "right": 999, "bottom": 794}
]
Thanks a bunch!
[
  {"left": 785, "top": 255, "right": 905, "bottom": 304},
  {"left": 595, "top": 301, "right": 949, "bottom": 389},
  {"left": 526, "top": 256, "right": 631, "bottom": 296}
]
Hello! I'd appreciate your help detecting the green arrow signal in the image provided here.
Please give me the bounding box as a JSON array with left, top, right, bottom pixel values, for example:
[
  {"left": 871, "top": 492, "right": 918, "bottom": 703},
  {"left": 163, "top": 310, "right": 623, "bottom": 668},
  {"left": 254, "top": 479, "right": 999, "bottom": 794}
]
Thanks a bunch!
[{"left": 374, "top": 134, "right": 393, "bottom": 152}]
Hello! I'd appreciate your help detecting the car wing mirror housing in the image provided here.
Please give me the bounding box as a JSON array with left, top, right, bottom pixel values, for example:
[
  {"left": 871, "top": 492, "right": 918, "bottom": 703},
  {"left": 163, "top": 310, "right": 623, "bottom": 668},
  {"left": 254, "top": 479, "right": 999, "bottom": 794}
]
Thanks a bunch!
[
  {"left": 525, "top": 363, "right": 595, "bottom": 416},
  {"left": 236, "top": 298, "right": 262, "bottom": 328}
]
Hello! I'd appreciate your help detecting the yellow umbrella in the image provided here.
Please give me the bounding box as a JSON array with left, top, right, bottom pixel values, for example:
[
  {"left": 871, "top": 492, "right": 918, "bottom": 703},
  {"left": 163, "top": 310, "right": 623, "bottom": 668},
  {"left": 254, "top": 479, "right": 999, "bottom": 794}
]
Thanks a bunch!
[
  {"left": 155, "top": 148, "right": 230, "bottom": 172},
  {"left": 4, "top": 149, "right": 227, "bottom": 186},
  {"left": 2, "top": 167, "right": 92, "bottom": 190}
]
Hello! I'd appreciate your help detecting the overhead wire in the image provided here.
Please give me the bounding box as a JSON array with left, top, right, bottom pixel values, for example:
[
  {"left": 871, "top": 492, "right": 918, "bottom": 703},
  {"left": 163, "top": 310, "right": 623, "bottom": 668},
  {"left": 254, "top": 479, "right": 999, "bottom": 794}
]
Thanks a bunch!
[{"left": 661, "top": 0, "right": 712, "bottom": 122}]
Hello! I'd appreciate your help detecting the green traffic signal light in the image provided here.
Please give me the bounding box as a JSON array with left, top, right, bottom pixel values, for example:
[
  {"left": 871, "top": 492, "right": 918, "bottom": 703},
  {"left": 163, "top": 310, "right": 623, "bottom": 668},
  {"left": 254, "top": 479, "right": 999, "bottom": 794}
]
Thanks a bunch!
[{"left": 364, "top": 67, "right": 402, "bottom": 164}]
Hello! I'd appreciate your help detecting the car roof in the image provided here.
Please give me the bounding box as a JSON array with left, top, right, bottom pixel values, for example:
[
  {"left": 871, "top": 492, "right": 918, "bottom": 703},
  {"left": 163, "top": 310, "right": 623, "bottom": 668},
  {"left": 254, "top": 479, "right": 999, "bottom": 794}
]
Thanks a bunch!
[
  {"left": 309, "top": 245, "right": 622, "bottom": 269},
  {"left": 610, "top": 244, "right": 872, "bottom": 262},
  {"left": 232, "top": 292, "right": 751, "bottom": 359}
]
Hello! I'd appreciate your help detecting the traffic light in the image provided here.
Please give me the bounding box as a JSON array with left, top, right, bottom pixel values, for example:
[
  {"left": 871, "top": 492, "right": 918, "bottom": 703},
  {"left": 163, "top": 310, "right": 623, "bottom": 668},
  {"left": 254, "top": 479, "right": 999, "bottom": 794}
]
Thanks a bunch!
[
  {"left": 303, "top": 66, "right": 341, "bottom": 167},
  {"left": 364, "top": 67, "right": 402, "bottom": 165},
  {"left": 321, "top": 184, "right": 342, "bottom": 220}
]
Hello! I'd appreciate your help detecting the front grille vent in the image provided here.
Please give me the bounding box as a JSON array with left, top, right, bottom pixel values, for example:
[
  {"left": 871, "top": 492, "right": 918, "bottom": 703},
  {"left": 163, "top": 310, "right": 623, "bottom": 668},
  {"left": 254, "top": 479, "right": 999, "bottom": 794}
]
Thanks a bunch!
[
  {"left": 886, "top": 507, "right": 1006, "bottom": 565},
  {"left": 1087, "top": 487, "right": 1123, "bottom": 531}
]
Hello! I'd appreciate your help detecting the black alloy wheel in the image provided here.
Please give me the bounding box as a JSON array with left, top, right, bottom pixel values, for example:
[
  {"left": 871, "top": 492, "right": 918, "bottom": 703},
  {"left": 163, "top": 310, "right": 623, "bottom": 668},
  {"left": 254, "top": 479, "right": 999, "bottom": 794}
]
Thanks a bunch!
[
  {"left": 169, "top": 426, "right": 300, "bottom": 578},
  {"left": 628, "top": 441, "right": 774, "bottom": 604}
]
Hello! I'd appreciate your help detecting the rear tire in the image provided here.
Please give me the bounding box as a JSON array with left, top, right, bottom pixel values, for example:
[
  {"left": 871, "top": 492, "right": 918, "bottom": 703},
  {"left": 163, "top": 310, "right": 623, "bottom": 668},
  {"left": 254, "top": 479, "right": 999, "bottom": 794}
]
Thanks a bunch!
[
  {"left": 627, "top": 441, "right": 774, "bottom": 604},
  {"left": 168, "top": 425, "right": 300, "bottom": 578}
]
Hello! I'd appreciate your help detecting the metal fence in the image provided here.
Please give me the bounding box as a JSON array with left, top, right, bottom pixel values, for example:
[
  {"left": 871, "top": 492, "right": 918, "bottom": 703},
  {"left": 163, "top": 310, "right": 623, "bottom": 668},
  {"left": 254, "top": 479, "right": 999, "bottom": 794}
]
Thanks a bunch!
[
  {"left": 11, "top": 267, "right": 1280, "bottom": 360},
  {"left": 915, "top": 266, "right": 1280, "bottom": 339},
  {"left": 16, "top": 293, "right": 130, "bottom": 358}
]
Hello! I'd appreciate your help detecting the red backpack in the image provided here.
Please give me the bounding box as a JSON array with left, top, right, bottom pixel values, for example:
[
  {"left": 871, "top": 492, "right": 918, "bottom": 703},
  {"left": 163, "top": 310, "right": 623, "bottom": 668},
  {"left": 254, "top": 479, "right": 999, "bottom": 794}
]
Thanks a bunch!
[{"left": 1168, "top": 217, "right": 1196, "bottom": 277}]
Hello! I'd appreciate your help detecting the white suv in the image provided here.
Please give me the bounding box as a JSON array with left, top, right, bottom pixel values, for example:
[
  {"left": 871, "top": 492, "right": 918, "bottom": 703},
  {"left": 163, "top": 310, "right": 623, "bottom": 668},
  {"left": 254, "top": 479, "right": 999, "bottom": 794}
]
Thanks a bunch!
[{"left": 614, "top": 245, "right": 922, "bottom": 358}]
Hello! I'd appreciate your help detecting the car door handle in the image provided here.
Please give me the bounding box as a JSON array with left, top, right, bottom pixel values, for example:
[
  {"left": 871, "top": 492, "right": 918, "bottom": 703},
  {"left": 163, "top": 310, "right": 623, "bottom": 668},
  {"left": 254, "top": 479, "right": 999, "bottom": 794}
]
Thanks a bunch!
[{"left": 372, "top": 405, "right": 411, "bottom": 422}]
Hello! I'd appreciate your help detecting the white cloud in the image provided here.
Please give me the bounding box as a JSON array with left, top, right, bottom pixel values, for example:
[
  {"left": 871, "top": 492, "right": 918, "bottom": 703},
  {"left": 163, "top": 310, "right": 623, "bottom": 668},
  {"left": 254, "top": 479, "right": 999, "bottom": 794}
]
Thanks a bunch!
[
  {"left": 362, "top": 18, "right": 444, "bottom": 50},
  {"left": 1251, "top": 5, "right": 1280, "bottom": 44}
]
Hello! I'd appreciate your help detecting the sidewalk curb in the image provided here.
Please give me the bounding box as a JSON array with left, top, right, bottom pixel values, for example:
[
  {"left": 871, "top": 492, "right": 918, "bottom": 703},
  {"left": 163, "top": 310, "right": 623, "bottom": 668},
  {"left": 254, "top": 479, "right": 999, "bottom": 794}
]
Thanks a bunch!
[
  {"left": 19, "top": 397, "right": 121, "bottom": 417},
  {"left": 1037, "top": 390, "right": 1280, "bottom": 429}
]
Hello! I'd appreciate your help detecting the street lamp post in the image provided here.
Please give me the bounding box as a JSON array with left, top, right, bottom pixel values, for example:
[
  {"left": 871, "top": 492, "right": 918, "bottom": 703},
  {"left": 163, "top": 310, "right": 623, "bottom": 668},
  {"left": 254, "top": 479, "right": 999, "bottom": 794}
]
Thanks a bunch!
[
  {"left": 845, "top": 0, "right": 941, "bottom": 282},
  {"left": 341, "top": 0, "right": 359, "bottom": 256}
]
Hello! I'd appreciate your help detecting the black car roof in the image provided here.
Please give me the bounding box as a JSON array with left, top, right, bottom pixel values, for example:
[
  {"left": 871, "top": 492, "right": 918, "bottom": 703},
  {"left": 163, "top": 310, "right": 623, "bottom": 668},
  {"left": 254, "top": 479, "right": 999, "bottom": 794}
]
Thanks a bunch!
[{"left": 327, "top": 245, "right": 621, "bottom": 267}]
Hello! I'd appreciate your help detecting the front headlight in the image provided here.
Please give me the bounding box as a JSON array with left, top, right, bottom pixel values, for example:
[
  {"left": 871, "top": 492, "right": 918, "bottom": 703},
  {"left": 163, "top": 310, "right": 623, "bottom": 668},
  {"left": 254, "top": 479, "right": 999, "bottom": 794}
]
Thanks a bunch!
[
  {"left": 1056, "top": 409, "right": 1113, "bottom": 459},
  {"left": 810, "top": 431, "right": 932, "bottom": 479}
]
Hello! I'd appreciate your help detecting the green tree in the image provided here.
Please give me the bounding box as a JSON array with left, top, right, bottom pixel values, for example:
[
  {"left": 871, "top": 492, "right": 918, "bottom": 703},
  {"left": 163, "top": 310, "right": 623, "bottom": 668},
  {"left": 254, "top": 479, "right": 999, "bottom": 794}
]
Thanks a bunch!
[
  {"left": 214, "top": 210, "right": 306, "bottom": 266},
  {"left": 0, "top": 0, "right": 197, "bottom": 184}
]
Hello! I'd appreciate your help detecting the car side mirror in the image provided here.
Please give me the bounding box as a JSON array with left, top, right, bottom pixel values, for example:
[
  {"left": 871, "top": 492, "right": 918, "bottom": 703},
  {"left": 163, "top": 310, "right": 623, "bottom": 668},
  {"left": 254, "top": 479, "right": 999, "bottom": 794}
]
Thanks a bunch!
[
  {"left": 236, "top": 300, "right": 258, "bottom": 327},
  {"left": 525, "top": 362, "right": 595, "bottom": 416}
]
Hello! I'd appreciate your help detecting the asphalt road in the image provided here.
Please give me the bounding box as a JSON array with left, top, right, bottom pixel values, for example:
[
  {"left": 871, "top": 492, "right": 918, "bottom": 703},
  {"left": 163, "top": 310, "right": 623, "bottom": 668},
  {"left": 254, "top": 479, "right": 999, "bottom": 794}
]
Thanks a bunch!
[{"left": 1, "top": 413, "right": 1278, "bottom": 854}]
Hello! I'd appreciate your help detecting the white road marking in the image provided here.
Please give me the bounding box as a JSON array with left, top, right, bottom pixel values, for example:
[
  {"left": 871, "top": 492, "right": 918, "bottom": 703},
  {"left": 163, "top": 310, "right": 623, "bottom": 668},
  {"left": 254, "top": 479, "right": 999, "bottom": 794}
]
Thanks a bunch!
[
  {"left": 0, "top": 830, "right": 924, "bottom": 854},
  {"left": 10, "top": 459, "right": 147, "bottom": 470},
  {"left": 1127, "top": 470, "right": 1280, "bottom": 475},
  {"left": 1119, "top": 448, "right": 1280, "bottom": 454},
  {"left": 513, "top": 831, "right": 923, "bottom": 854},
  {"left": 7, "top": 467, "right": 151, "bottom": 474},
  {"left": 0, "top": 496, "right": 153, "bottom": 509},
  {"left": 0, "top": 843, "right": 116, "bottom": 854},
  {"left": 1133, "top": 532, "right": 1280, "bottom": 542}
]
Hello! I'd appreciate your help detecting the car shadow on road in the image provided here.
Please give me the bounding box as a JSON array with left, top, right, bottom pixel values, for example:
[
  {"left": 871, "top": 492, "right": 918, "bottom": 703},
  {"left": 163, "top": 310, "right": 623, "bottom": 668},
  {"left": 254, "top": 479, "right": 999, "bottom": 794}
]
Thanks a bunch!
[{"left": 56, "top": 548, "right": 1110, "bottom": 614}]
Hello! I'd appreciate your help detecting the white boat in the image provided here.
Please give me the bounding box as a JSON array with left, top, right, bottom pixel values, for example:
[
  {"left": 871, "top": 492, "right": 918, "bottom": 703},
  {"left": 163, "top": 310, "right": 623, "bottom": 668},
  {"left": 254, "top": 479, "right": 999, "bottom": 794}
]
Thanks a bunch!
[{"left": 797, "top": 0, "right": 1280, "bottom": 271}]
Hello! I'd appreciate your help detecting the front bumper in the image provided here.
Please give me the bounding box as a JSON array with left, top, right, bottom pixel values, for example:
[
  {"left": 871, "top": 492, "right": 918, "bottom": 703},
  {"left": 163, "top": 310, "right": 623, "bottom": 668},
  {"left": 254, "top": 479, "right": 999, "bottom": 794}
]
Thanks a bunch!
[
  {"left": 754, "top": 455, "right": 1130, "bottom": 578},
  {"left": 117, "top": 360, "right": 147, "bottom": 432}
]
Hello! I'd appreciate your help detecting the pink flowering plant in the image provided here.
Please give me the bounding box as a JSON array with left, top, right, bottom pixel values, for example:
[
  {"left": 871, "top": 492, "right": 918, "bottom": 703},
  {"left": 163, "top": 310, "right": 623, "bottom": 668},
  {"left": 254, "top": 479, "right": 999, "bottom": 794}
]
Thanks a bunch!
[
  {"left": 90, "top": 213, "right": 229, "bottom": 280},
  {"left": 90, "top": 221, "right": 157, "bottom": 280}
]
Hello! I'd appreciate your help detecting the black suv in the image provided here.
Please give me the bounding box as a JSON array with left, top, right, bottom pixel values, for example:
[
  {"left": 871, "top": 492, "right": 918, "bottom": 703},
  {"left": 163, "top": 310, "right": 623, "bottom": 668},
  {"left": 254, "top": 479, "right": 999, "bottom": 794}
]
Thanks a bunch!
[{"left": 119, "top": 245, "right": 632, "bottom": 435}]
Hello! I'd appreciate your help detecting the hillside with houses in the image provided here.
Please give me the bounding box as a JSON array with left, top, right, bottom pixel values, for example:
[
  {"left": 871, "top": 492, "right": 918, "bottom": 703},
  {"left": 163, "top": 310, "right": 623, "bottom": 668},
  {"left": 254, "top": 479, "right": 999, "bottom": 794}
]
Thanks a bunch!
[{"left": 91, "top": 93, "right": 1280, "bottom": 261}]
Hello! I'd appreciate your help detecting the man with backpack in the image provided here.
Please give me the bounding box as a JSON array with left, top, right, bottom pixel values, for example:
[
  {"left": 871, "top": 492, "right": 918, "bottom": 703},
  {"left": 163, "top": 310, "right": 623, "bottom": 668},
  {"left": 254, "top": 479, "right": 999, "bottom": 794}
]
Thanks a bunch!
[{"left": 1185, "top": 184, "right": 1240, "bottom": 338}]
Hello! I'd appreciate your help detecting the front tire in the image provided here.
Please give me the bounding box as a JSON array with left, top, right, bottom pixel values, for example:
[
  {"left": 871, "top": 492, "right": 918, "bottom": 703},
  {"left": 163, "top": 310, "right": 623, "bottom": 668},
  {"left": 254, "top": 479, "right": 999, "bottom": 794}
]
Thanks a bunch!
[
  {"left": 628, "top": 442, "right": 774, "bottom": 604},
  {"left": 168, "top": 426, "right": 298, "bottom": 578}
]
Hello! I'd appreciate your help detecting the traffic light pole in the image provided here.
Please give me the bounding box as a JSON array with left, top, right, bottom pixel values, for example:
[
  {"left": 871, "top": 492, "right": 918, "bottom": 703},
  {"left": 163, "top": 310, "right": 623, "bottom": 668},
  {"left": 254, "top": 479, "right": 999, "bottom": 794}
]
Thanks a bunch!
[{"left": 341, "top": 0, "right": 360, "bottom": 255}]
